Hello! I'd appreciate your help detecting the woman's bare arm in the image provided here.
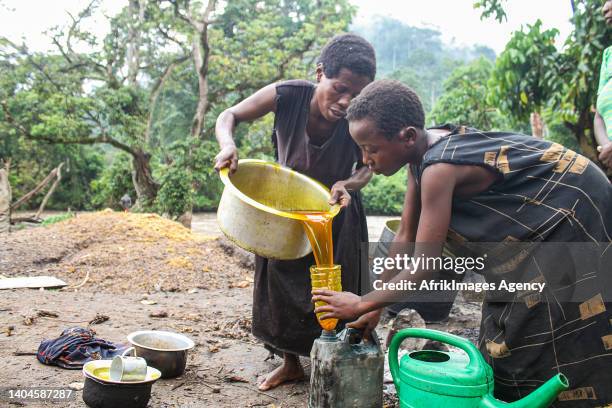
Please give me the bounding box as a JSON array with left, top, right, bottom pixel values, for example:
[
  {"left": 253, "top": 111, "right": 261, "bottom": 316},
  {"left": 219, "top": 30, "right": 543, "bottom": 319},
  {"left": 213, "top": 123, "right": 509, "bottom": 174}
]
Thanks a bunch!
[{"left": 214, "top": 83, "right": 277, "bottom": 172}]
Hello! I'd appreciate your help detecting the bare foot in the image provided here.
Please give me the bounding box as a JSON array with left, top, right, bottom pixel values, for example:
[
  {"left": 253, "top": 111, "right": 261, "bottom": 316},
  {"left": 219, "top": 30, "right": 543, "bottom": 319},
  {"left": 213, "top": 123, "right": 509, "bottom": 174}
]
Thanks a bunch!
[{"left": 258, "top": 356, "right": 304, "bottom": 391}]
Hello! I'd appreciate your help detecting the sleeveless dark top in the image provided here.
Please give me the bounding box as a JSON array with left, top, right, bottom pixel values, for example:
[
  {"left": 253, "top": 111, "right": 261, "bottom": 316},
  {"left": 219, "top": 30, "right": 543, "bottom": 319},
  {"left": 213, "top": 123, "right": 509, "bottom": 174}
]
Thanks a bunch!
[
  {"left": 252, "top": 80, "right": 368, "bottom": 356},
  {"left": 412, "top": 125, "right": 612, "bottom": 407}
]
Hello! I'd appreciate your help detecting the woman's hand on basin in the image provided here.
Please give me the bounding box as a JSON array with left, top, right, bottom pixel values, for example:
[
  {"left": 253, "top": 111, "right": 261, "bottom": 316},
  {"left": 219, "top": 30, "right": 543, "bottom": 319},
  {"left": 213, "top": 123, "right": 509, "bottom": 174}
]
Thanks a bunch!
[
  {"left": 329, "top": 182, "right": 351, "bottom": 208},
  {"left": 214, "top": 144, "right": 238, "bottom": 174}
]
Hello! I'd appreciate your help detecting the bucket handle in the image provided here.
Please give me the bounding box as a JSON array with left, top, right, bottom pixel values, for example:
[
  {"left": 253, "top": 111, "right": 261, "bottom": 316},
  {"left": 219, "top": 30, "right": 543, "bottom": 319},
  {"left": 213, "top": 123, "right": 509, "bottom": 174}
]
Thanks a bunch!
[{"left": 388, "top": 328, "right": 486, "bottom": 394}]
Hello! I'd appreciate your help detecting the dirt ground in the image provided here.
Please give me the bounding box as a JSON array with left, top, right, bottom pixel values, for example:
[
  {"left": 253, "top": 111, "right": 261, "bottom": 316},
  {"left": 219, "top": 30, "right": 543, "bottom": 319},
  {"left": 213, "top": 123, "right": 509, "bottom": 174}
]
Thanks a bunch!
[{"left": 0, "top": 211, "right": 481, "bottom": 407}]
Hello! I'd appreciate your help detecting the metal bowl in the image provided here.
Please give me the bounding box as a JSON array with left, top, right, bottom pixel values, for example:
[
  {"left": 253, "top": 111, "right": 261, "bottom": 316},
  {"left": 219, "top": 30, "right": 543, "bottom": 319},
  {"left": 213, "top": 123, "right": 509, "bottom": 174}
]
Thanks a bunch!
[
  {"left": 218, "top": 159, "right": 340, "bottom": 260},
  {"left": 127, "top": 330, "right": 195, "bottom": 378}
]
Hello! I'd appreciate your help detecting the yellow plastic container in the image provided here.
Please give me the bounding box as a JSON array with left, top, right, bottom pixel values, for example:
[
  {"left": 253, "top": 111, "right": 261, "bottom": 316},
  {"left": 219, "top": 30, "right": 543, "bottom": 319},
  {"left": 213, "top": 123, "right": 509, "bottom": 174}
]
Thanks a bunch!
[{"left": 310, "top": 265, "right": 342, "bottom": 331}]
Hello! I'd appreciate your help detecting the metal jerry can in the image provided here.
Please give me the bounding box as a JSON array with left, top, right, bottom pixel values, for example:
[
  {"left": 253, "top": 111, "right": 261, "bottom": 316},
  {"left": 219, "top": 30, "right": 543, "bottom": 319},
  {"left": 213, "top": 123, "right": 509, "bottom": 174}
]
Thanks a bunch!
[
  {"left": 309, "top": 328, "right": 383, "bottom": 408},
  {"left": 389, "top": 328, "right": 569, "bottom": 408}
]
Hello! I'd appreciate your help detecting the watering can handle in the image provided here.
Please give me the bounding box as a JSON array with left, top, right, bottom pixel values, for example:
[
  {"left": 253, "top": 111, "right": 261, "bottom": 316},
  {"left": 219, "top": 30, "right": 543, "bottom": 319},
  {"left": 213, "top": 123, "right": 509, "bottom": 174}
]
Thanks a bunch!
[{"left": 388, "top": 328, "right": 486, "bottom": 394}]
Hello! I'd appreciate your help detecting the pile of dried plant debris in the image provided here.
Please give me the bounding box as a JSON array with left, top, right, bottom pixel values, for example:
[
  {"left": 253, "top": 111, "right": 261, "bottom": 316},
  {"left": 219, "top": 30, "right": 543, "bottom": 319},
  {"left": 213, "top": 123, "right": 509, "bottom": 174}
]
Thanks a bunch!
[{"left": 1, "top": 210, "right": 253, "bottom": 294}]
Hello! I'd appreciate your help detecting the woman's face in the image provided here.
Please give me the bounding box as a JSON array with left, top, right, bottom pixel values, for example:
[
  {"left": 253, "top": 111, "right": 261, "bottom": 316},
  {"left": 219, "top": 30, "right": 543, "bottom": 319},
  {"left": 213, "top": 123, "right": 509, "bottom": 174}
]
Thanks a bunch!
[
  {"left": 315, "top": 67, "right": 371, "bottom": 122},
  {"left": 604, "top": 1, "right": 612, "bottom": 25}
]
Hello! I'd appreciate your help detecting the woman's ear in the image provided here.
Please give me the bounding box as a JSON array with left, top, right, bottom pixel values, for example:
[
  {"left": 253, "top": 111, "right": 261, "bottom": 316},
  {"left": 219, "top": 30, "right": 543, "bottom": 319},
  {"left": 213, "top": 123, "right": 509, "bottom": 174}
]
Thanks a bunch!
[{"left": 316, "top": 63, "right": 323, "bottom": 82}]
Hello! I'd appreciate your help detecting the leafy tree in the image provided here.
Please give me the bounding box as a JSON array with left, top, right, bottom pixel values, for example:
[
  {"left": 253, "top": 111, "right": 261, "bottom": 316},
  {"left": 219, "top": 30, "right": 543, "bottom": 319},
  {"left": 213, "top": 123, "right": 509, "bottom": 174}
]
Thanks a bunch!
[
  {"left": 353, "top": 16, "right": 496, "bottom": 118},
  {"left": 431, "top": 58, "right": 509, "bottom": 130},
  {"left": 91, "top": 153, "right": 136, "bottom": 210},
  {"left": 487, "top": 21, "right": 559, "bottom": 124},
  {"left": 476, "top": 0, "right": 611, "bottom": 172},
  {"left": 1, "top": 134, "right": 104, "bottom": 210},
  {"left": 0, "top": 0, "right": 356, "bottom": 216}
]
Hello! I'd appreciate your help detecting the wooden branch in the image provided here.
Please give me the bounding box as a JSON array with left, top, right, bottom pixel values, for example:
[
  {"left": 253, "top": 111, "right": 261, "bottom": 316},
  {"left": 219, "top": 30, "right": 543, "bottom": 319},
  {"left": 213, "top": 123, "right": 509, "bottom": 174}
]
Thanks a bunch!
[
  {"left": 170, "top": 0, "right": 197, "bottom": 28},
  {"left": 51, "top": 36, "right": 73, "bottom": 63},
  {"left": 146, "top": 55, "right": 190, "bottom": 143},
  {"left": 189, "top": 0, "right": 217, "bottom": 138},
  {"left": 34, "top": 162, "right": 64, "bottom": 219},
  {"left": 149, "top": 55, "right": 190, "bottom": 102},
  {"left": 157, "top": 25, "right": 189, "bottom": 51},
  {"left": 0, "top": 39, "right": 65, "bottom": 92},
  {"left": 10, "top": 165, "right": 60, "bottom": 211},
  {"left": 2, "top": 100, "right": 138, "bottom": 157},
  {"left": 10, "top": 216, "right": 42, "bottom": 224},
  {"left": 35, "top": 133, "right": 138, "bottom": 156},
  {"left": 65, "top": 0, "right": 98, "bottom": 56},
  {"left": 202, "top": 0, "right": 216, "bottom": 24}
]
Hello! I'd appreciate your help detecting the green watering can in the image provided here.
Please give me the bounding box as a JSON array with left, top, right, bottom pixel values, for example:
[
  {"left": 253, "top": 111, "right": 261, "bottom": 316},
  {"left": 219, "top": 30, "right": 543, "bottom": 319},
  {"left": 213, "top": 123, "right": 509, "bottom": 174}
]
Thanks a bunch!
[{"left": 388, "top": 328, "right": 569, "bottom": 408}]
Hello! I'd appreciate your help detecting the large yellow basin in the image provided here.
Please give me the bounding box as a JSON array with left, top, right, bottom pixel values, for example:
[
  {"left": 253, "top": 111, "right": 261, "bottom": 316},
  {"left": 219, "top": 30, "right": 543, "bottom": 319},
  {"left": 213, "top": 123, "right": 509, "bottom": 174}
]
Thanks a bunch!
[{"left": 217, "top": 159, "right": 339, "bottom": 260}]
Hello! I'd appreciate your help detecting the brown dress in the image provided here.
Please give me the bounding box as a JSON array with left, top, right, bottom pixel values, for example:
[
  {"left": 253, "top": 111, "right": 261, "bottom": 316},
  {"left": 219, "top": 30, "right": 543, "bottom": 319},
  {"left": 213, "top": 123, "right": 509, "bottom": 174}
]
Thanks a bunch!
[{"left": 251, "top": 80, "right": 368, "bottom": 356}]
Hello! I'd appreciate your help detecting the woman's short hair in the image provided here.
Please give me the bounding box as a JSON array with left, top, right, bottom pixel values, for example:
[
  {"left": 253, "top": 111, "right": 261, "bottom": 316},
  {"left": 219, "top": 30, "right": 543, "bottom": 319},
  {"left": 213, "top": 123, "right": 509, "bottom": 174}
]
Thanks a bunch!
[{"left": 317, "top": 33, "right": 376, "bottom": 81}]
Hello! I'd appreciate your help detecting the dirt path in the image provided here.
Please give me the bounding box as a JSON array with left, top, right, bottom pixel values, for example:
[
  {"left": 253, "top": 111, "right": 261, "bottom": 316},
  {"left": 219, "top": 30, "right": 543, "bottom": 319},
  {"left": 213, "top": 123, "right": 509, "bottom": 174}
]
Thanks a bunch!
[
  {"left": 1, "top": 211, "right": 480, "bottom": 408},
  {"left": 0, "top": 288, "right": 310, "bottom": 408}
]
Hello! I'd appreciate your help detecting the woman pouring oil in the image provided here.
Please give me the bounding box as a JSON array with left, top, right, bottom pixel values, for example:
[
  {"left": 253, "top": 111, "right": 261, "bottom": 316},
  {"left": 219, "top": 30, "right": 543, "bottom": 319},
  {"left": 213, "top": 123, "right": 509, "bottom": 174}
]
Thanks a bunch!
[{"left": 214, "top": 34, "right": 375, "bottom": 391}]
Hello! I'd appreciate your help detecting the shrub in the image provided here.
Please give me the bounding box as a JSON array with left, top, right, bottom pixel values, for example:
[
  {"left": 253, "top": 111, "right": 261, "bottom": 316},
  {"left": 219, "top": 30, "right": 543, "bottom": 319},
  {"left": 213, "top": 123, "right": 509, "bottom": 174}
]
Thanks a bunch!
[{"left": 362, "top": 168, "right": 407, "bottom": 215}]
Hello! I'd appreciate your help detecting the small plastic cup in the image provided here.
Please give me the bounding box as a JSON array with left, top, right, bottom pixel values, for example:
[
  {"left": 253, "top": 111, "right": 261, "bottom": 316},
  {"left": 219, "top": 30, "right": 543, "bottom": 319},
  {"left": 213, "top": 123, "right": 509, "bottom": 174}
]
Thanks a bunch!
[{"left": 109, "top": 347, "right": 147, "bottom": 382}]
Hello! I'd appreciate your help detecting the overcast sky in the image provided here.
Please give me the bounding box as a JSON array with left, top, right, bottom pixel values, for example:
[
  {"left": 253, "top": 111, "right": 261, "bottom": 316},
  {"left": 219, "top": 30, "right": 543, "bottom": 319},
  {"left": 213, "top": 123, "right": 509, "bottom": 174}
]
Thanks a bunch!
[{"left": 0, "top": 0, "right": 574, "bottom": 53}]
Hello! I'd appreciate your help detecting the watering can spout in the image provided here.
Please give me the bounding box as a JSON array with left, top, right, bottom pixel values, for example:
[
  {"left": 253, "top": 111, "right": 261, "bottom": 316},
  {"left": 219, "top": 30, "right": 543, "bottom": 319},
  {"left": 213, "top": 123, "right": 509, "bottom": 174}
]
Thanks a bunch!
[{"left": 480, "top": 374, "right": 569, "bottom": 408}]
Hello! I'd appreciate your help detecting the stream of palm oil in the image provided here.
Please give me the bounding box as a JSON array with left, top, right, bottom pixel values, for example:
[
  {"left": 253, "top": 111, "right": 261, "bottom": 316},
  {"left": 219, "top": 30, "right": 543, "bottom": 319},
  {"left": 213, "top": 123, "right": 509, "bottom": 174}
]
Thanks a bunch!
[{"left": 292, "top": 211, "right": 338, "bottom": 331}]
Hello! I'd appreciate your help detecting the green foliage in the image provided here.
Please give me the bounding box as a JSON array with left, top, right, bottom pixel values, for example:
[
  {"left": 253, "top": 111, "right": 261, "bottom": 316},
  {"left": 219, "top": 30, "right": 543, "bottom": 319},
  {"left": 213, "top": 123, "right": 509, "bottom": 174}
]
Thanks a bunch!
[
  {"left": 362, "top": 168, "right": 407, "bottom": 215},
  {"left": 557, "top": 0, "right": 610, "bottom": 128},
  {"left": 90, "top": 154, "right": 136, "bottom": 210},
  {"left": 354, "top": 17, "right": 445, "bottom": 76},
  {"left": 546, "top": 121, "right": 582, "bottom": 153},
  {"left": 479, "top": 0, "right": 611, "bottom": 168},
  {"left": 41, "top": 211, "right": 74, "bottom": 226},
  {"left": 155, "top": 164, "right": 193, "bottom": 218},
  {"left": 488, "top": 20, "right": 560, "bottom": 123},
  {"left": 431, "top": 58, "right": 510, "bottom": 130},
  {"left": 0, "top": 135, "right": 104, "bottom": 210},
  {"left": 354, "top": 16, "right": 496, "bottom": 119},
  {"left": 388, "top": 67, "right": 438, "bottom": 115},
  {"left": 0, "top": 0, "right": 357, "bottom": 214},
  {"left": 156, "top": 138, "right": 224, "bottom": 212},
  {"left": 474, "top": 0, "right": 508, "bottom": 22}
]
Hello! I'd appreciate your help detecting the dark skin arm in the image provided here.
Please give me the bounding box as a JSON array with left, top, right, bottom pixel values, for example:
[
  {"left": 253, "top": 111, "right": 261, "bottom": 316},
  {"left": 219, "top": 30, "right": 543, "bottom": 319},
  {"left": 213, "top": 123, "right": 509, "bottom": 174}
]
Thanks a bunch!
[
  {"left": 343, "top": 166, "right": 420, "bottom": 336},
  {"left": 329, "top": 166, "right": 372, "bottom": 208},
  {"left": 313, "top": 163, "right": 498, "bottom": 331},
  {"left": 594, "top": 111, "right": 612, "bottom": 169},
  {"left": 215, "top": 82, "right": 368, "bottom": 207},
  {"left": 214, "top": 83, "right": 277, "bottom": 173}
]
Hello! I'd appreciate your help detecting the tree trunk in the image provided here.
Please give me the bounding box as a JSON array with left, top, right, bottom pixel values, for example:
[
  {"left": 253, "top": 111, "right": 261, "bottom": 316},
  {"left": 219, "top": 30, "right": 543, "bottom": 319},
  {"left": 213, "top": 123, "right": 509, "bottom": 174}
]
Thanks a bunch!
[
  {"left": 180, "top": 1, "right": 217, "bottom": 229},
  {"left": 127, "top": 0, "right": 146, "bottom": 86},
  {"left": 10, "top": 164, "right": 60, "bottom": 211},
  {"left": 34, "top": 162, "right": 64, "bottom": 219},
  {"left": 131, "top": 148, "right": 159, "bottom": 210},
  {"left": 530, "top": 112, "right": 545, "bottom": 139},
  {"left": 0, "top": 165, "right": 11, "bottom": 234},
  {"left": 574, "top": 111, "right": 598, "bottom": 161}
]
